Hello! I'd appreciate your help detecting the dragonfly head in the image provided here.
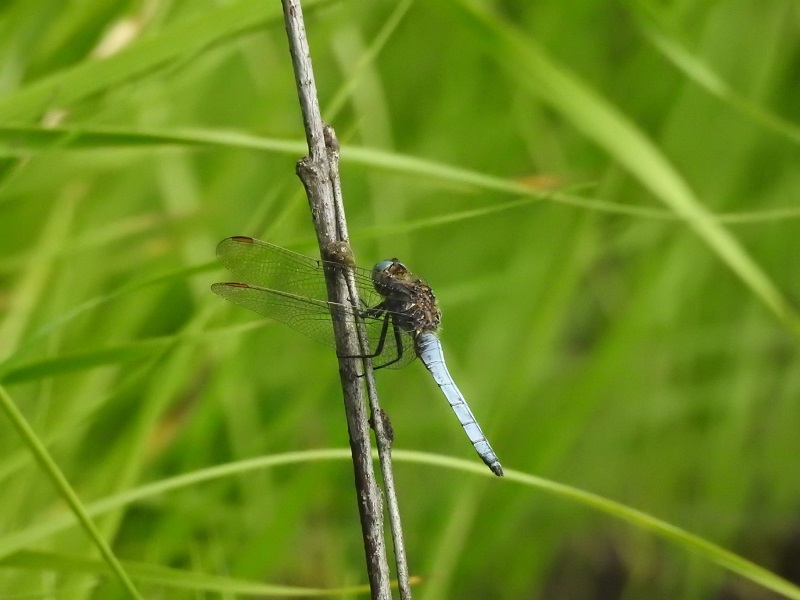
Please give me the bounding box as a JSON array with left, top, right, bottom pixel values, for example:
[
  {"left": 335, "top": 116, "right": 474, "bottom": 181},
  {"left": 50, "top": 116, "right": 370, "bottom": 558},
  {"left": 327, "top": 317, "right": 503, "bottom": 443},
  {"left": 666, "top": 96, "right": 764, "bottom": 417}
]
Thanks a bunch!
[{"left": 372, "top": 259, "right": 408, "bottom": 294}]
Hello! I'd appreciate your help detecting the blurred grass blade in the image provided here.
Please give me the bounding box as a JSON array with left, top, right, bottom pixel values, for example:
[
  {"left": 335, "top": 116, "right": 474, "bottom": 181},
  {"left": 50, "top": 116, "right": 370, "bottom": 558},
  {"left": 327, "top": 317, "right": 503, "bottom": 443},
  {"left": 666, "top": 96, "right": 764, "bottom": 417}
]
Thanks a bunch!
[
  {"left": 0, "top": 124, "right": 309, "bottom": 157},
  {"left": 448, "top": 0, "right": 800, "bottom": 339},
  {"left": 4, "top": 124, "right": 798, "bottom": 227},
  {"left": 1, "top": 320, "right": 266, "bottom": 384},
  {"left": 0, "top": 124, "right": 688, "bottom": 220},
  {"left": 0, "top": 0, "right": 322, "bottom": 122},
  {"left": 0, "top": 385, "right": 143, "bottom": 599},
  {"left": 394, "top": 452, "right": 800, "bottom": 600},
  {"left": 502, "top": 466, "right": 800, "bottom": 600},
  {"left": 0, "top": 450, "right": 356, "bottom": 559},
  {"left": 631, "top": 4, "right": 800, "bottom": 146},
  {"left": 0, "top": 262, "right": 210, "bottom": 374},
  {"left": 0, "top": 550, "right": 375, "bottom": 597},
  {"left": 1, "top": 447, "right": 797, "bottom": 599},
  {"left": 0, "top": 340, "right": 168, "bottom": 384}
]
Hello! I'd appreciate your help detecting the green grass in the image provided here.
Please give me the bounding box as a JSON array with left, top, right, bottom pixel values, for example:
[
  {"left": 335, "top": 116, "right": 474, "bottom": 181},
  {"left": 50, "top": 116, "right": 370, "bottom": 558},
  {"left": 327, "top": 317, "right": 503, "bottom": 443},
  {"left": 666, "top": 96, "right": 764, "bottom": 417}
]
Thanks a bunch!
[{"left": 1, "top": 0, "right": 799, "bottom": 598}]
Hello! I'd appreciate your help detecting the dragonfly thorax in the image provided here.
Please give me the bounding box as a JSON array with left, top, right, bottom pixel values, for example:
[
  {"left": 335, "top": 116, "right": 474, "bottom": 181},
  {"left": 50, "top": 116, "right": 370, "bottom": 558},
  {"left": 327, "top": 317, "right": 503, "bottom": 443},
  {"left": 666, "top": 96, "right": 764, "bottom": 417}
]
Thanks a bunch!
[{"left": 372, "top": 259, "right": 442, "bottom": 336}]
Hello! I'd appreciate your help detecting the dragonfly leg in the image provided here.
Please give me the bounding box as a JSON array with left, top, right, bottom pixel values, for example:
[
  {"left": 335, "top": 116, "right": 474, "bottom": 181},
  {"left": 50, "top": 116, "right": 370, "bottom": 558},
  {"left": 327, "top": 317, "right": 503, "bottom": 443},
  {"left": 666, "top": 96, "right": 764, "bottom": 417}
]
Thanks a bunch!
[
  {"left": 371, "top": 317, "right": 405, "bottom": 370},
  {"left": 338, "top": 309, "right": 391, "bottom": 361},
  {"left": 339, "top": 307, "right": 408, "bottom": 370}
]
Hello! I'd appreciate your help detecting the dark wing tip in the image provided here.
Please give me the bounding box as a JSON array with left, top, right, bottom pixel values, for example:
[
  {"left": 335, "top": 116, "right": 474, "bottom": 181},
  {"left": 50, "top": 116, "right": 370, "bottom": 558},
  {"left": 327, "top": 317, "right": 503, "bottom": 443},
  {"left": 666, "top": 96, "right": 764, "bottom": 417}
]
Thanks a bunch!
[
  {"left": 211, "top": 282, "right": 251, "bottom": 293},
  {"left": 217, "top": 236, "right": 256, "bottom": 257},
  {"left": 229, "top": 235, "right": 255, "bottom": 243}
]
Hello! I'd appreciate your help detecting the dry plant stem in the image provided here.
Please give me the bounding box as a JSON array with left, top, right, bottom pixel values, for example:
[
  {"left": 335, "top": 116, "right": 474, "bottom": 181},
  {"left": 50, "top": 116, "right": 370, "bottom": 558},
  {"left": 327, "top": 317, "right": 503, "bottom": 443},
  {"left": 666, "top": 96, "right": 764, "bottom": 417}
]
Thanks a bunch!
[
  {"left": 326, "top": 127, "right": 413, "bottom": 600},
  {"left": 280, "top": 1, "right": 392, "bottom": 597}
]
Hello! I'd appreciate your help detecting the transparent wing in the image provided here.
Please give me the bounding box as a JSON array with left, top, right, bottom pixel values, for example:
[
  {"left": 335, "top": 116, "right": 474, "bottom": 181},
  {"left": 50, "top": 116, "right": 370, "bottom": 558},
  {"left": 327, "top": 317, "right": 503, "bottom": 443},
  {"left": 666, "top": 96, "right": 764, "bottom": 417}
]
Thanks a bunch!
[
  {"left": 215, "top": 236, "right": 368, "bottom": 301},
  {"left": 212, "top": 282, "right": 343, "bottom": 348},
  {"left": 213, "top": 236, "right": 417, "bottom": 369}
]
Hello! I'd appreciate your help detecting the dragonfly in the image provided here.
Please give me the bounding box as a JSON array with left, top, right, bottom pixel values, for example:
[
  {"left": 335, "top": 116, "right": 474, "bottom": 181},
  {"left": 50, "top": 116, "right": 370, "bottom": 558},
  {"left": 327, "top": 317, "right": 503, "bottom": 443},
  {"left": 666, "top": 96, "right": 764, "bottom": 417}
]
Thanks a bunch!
[{"left": 212, "top": 236, "right": 503, "bottom": 477}]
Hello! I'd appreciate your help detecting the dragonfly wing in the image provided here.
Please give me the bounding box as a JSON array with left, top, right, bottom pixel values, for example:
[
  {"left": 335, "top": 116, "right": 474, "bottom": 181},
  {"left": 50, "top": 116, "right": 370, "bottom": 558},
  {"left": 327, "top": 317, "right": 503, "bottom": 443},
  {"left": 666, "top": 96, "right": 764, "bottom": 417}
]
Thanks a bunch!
[
  {"left": 214, "top": 281, "right": 415, "bottom": 366},
  {"left": 212, "top": 282, "right": 340, "bottom": 348},
  {"left": 215, "top": 236, "right": 417, "bottom": 367},
  {"left": 415, "top": 332, "right": 503, "bottom": 476},
  {"left": 216, "top": 237, "right": 332, "bottom": 301}
]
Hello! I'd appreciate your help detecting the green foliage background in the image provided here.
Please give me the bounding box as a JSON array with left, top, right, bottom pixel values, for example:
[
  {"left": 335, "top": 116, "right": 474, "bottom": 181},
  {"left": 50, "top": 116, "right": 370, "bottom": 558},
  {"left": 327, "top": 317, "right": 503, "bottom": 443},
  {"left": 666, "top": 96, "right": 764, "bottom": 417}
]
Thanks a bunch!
[{"left": 1, "top": 0, "right": 799, "bottom": 598}]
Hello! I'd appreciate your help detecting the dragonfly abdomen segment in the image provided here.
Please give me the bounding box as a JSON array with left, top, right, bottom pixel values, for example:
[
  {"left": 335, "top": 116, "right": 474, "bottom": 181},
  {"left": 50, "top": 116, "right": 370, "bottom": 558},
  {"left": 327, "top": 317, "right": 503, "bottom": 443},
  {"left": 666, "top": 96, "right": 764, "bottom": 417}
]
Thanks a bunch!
[{"left": 415, "top": 332, "right": 503, "bottom": 477}]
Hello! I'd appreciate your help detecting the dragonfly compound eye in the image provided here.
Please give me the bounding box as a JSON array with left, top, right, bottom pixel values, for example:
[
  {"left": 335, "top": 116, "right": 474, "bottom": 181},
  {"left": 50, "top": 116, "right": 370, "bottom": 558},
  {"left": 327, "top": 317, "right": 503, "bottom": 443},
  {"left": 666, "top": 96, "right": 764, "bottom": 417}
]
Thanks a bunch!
[
  {"left": 373, "top": 260, "right": 394, "bottom": 273},
  {"left": 372, "top": 260, "right": 394, "bottom": 284}
]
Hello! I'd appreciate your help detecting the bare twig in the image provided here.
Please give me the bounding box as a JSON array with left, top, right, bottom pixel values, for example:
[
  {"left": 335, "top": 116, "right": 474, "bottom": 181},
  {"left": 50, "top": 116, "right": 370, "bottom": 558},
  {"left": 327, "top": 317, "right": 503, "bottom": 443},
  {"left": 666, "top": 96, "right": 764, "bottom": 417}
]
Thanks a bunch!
[
  {"left": 280, "top": 1, "right": 399, "bottom": 598},
  {"left": 326, "top": 127, "right": 413, "bottom": 599}
]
